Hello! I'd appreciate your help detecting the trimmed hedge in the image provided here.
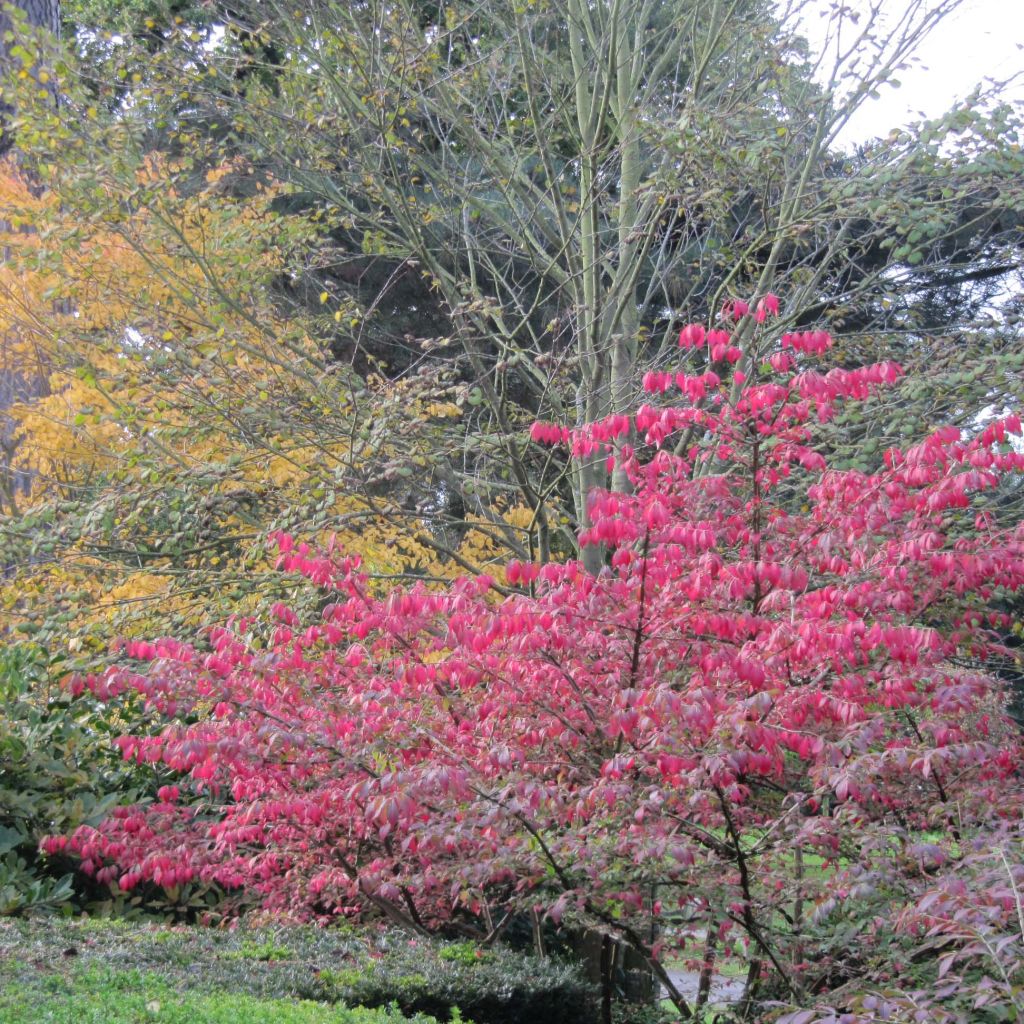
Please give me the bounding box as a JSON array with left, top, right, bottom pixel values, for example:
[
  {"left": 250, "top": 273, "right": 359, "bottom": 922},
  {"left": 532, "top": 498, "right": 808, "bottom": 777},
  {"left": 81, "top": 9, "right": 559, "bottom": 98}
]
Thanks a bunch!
[
  {"left": 0, "top": 961, "right": 442, "bottom": 1024},
  {"left": 309, "top": 938, "right": 597, "bottom": 1024}
]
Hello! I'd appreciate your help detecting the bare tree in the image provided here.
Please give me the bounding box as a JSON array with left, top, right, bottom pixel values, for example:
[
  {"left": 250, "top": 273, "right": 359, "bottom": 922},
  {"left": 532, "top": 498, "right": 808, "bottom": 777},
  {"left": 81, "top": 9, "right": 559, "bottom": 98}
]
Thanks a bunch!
[{"left": 194, "top": 0, "right": 1021, "bottom": 570}]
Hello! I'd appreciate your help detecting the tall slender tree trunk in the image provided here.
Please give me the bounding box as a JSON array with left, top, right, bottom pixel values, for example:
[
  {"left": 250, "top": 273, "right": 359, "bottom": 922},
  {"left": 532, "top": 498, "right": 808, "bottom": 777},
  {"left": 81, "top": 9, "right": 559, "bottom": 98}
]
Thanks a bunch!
[{"left": 0, "top": 0, "right": 61, "bottom": 516}]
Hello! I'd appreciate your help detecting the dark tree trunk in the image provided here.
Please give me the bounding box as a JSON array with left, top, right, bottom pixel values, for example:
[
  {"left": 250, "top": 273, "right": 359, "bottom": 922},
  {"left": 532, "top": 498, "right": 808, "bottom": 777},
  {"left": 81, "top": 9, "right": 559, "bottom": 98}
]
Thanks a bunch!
[
  {"left": 599, "top": 933, "right": 614, "bottom": 1024},
  {"left": 0, "top": 0, "right": 60, "bottom": 153},
  {"left": 0, "top": 0, "right": 60, "bottom": 515},
  {"left": 569, "top": 927, "right": 655, "bottom": 1022}
]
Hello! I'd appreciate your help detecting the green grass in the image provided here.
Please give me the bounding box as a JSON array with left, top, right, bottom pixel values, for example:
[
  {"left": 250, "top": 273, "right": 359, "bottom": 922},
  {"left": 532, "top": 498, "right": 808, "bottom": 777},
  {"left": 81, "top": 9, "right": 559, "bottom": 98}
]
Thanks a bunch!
[
  {"left": 715, "top": 957, "right": 748, "bottom": 979},
  {"left": 0, "top": 962, "right": 439, "bottom": 1024}
]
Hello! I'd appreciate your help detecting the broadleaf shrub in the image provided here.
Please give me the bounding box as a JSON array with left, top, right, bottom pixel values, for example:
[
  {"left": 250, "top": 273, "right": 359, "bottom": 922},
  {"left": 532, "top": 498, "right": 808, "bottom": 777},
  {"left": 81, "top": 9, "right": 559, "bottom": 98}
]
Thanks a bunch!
[
  {"left": 0, "top": 643, "right": 234, "bottom": 919},
  {"left": 776, "top": 822, "right": 1024, "bottom": 1024},
  {"left": 50, "top": 311, "right": 1024, "bottom": 1018},
  {"left": 0, "top": 643, "right": 143, "bottom": 915}
]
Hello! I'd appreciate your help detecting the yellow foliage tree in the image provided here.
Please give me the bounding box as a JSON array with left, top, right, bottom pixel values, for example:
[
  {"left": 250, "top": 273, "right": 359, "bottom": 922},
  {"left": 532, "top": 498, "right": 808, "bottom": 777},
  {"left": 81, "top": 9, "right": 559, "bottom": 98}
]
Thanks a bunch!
[{"left": 0, "top": 149, "right": 529, "bottom": 654}]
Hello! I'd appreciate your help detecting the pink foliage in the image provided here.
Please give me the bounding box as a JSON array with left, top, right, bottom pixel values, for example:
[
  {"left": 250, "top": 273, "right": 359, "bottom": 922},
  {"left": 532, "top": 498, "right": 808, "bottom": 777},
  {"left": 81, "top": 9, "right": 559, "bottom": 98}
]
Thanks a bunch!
[{"left": 52, "top": 319, "right": 1024, "bottom": 1014}]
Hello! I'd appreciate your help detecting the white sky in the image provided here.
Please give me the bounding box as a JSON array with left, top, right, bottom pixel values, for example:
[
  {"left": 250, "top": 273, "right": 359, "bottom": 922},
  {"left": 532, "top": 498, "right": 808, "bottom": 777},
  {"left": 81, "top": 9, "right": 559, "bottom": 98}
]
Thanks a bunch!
[{"left": 795, "top": 0, "right": 1024, "bottom": 146}]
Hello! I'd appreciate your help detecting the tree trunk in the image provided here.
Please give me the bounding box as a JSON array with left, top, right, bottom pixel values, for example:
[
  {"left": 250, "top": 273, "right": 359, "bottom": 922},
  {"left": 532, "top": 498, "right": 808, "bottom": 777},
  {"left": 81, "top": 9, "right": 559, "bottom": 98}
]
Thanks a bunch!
[
  {"left": 1, "top": 0, "right": 60, "bottom": 155},
  {"left": 0, "top": 0, "right": 60, "bottom": 515}
]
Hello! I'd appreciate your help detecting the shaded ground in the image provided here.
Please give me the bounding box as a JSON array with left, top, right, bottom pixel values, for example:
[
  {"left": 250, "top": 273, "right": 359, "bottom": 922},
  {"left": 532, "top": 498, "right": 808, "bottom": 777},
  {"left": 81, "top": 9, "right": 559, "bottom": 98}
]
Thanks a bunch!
[{"left": 665, "top": 967, "right": 746, "bottom": 1007}]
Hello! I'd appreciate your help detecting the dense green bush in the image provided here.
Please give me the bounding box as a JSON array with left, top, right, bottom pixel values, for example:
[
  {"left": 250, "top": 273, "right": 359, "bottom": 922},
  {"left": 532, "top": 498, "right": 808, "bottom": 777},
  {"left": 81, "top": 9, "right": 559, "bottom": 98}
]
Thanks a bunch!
[
  {"left": 0, "top": 643, "right": 262, "bottom": 920},
  {"left": 0, "top": 644, "right": 123, "bottom": 913},
  {"left": 0, "top": 644, "right": 158, "bottom": 915}
]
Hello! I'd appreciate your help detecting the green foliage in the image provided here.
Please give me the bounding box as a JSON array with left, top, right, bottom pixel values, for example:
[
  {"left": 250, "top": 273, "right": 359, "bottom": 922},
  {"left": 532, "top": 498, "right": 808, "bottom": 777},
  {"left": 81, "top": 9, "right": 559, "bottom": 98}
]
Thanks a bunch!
[
  {"left": 436, "top": 941, "right": 494, "bottom": 966},
  {"left": 0, "top": 644, "right": 144, "bottom": 915},
  {"left": 0, "top": 919, "right": 592, "bottom": 1024},
  {"left": 0, "top": 644, "right": 232, "bottom": 920},
  {"left": 311, "top": 938, "right": 595, "bottom": 1024},
  {"left": 612, "top": 1003, "right": 687, "bottom": 1024},
  {"left": 224, "top": 938, "right": 294, "bottom": 962},
  {"left": 0, "top": 961, "right": 442, "bottom": 1024},
  {"left": 0, "top": 853, "right": 75, "bottom": 916}
]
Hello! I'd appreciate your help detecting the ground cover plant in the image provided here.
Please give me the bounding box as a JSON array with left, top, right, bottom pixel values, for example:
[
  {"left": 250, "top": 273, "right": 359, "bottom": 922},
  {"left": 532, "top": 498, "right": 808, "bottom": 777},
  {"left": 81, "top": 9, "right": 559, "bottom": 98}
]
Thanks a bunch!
[
  {"left": 0, "top": 918, "right": 593, "bottom": 1024},
  {"left": 45, "top": 315, "right": 1024, "bottom": 1022},
  {"left": 0, "top": 972, "right": 436, "bottom": 1024}
]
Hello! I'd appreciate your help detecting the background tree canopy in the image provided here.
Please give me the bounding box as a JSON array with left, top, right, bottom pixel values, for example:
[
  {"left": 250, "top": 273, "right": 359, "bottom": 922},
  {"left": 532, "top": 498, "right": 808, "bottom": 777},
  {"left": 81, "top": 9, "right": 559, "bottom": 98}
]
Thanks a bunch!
[{"left": 3, "top": 0, "right": 1022, "bottom": 615}]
